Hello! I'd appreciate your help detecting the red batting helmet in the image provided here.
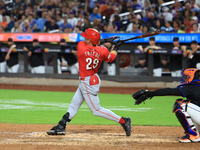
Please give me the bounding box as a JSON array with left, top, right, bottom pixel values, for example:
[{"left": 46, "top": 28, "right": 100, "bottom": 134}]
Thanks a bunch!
[{"left": 81, "top": 28, "right": 100, "bottom": 45}]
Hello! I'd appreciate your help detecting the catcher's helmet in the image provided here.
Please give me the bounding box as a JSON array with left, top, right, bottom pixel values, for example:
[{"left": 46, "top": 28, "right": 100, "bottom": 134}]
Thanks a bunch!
[
  {"left": 181, "top": 68, "right": 200, "bottom": 84},
  {"left": 81, "top": 28, "right": 100, "bottom": 45}
]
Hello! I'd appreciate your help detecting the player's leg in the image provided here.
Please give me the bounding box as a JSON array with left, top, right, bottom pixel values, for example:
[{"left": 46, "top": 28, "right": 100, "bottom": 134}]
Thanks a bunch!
[
  {"left": 107, "top": 63, "right": 116, "bottom": 76},
  {"left": 34, "top": 66, "right": 45, "bottom": 74},
  {"left": 80, "top": 74, "right": 131, "bottom": 136},
  {"left": 57, "top": 59, "right": 62, "bottom": 74},
  {"left": 11, "top": 64, "right": 19, "bottom": 73},
  {"left": 176, "top": 70, "right": 182, "bottom": 77},
  {"left": 31, "top": 67, "right": 35, "bottom": 73},
  {"left": 46, "top": 86, "right": 84, "bottom": 135},
  {"left": 0, "top": 61, "right": 6, "bottom": 72},
  {"left": 69, "top": 62, "right": 79, "bottom": 74},
  {"left": 171, "top": 71, "right": 176, "bottom": 77},
  {"left": 183, "top": 102, "right": 200, "bottom": 137},
  {"left": 173, "top": 99, "right": 200, "bottom": 142},
  {"left": 153, "top": 68, "right": 162, "bottom": 77},
  {"left": 7, "top": 66, "right": 12, "bottom": 73}
]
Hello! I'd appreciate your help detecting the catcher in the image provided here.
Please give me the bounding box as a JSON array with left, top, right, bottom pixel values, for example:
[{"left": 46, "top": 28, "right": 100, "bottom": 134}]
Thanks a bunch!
[{"left": 132, "top": 68, "right": 200, "bottom": 143}]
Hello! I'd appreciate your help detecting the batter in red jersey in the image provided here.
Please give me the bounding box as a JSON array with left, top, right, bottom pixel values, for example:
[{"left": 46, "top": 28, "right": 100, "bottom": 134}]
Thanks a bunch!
[{"left": 47, "top": 28, "right": 131, "bottom": 136}]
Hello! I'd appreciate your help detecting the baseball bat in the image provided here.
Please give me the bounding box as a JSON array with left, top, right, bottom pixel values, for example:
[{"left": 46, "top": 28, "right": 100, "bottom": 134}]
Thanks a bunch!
[{"left": 122, "top": 30, "right": 160, "bottom": 42}]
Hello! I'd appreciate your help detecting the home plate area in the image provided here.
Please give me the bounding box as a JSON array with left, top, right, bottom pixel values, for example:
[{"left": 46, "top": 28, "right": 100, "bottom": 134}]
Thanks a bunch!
[
  {"left": 3, "top": 131, "right": 179, "bottom": 146},
  {"left": 1, "top": 124, "right": 199, "bottom": 150}
]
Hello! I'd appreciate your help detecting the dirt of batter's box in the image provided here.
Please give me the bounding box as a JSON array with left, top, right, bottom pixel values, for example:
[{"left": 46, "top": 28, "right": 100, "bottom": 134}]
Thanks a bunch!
[{"left": 0, "top": 124, "right": 199, "bottom": 150}]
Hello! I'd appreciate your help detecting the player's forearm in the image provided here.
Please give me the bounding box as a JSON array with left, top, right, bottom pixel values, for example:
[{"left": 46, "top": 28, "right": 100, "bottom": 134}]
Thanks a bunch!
[
  {"left": 107, "top": 51, "right": 117, "bottom": 63},
  {"left": 7, "top": 45, "right": 16, "bottom": 55},
  {"left": 145, "top": 88, "right": 183, "bottom": 97}
]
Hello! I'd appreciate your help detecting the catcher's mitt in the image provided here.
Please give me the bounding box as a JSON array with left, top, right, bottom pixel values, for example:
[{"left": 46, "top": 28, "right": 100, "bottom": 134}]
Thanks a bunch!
[{"left": 132, "top": 89, "right": 151, "bottom": 105}]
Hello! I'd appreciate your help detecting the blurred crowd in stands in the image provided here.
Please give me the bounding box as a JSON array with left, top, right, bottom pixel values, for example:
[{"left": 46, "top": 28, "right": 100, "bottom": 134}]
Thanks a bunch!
[{"left": 0, "top": 0, "right": 200, "bottom": 33}]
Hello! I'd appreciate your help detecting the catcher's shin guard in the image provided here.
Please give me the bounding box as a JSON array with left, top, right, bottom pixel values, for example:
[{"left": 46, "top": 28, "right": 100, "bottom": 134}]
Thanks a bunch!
[{"left": 173, "top": 99, "right": 198, "bottom": 136}]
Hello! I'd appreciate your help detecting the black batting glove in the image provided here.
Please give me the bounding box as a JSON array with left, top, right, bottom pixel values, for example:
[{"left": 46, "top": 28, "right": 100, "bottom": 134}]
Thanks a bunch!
[
  {"left": 114, "top": 39, "right": 124, "bottom": 51},
  {"left": 100, "top": 36, "right": 120, "bottom": 44}
]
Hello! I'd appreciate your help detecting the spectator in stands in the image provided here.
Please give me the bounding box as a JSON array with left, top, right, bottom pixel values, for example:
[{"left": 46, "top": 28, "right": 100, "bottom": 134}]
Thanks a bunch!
[
  {"left": 137, "top": 37, "right": 163, "bottom": 77},
  {"left": 191, "top": 16, "right": 199, "bottom": 26},
  {"left": 46, "top": 17, "right": 59, "bottom": 32},
  {"left": 147, "top": 12, "right": 157, "bottom": 28},
  {"left": 68, "top": 11, "right": 78, "bottom": 27},
  {"left": 134, "top": 55, "right": 147, "bottom": 69},
  {"left": 36, "top": 11, "right": 47, "bottom": 31},
  {"left": 137, "top": 0, "right": 145, "bottom": 9},
  {"left": 56, "top": 14, "right": 64, "bottom": 26},
  {"left": 28, "top": 14, "right": 36, "bottom": 29},
  {"left": 44, "top": 14, "right": 51, "bottom": 31},
  {"left": 173, "top": 9, "right": 184, "bottom": 24},
  {"left": 132, "top": 0, "right": 143, "bottom": 10},
  {"left": 104, "top": 23, "right": 116, "bottom": 33},
  {"left": 26, "top": 26, "right": 33, "bottom": 33},
  {"left": 22, "top": 20, "right": 30, "bottom": 32},
  {"left": 170, "top": 37, "right": 187, "bottom": 77},
  {"left": 89, "top": 7, "right": 101, "bottom": 22},
  {"left": 130, "top": 23, "right": 141, "bottom": 33},
  {"left": 142, "top": 25, "right": 149, "bottom": 33},
  {"left": 60, "top": 16, "right": 73, "bottom": 33},
  {"left": 162, "top": 6, "right": 173, "bottom": 23},
  {"left": 5, "top": 38, "right": 19, "bottom": 73},
  {"left": 171, "top": 0, "right": 182, "bottom": 17},
  {"left": 171, "top": 19, "right": 180, "bottom": 33},
  {"left": 73, "top": 25, "right": 82, "bottom": 33},
  {"left": 19, "top": 15, "right": 26, "bottom": 28},
  {"left": 88, "top": 0, "right": 97, "bottom": 13},
  {"left": 99, "top": 0, "right": 109, "bottom": 15},
  {"left": 23, "top": 39, "right": 45, "bottom": 74},
  {"left": 17, "top": 8, "right": 24, "bottom": 21},
  {"left": 188, "top": 40, "right": 200, "bottom": 69},
  {"left": 11, "top": 21, "right": 22, "bottom": 33},
  {"left": 112, "top": 15, "right": 121, "bottom": 32},
  {"left": 92, "top": 18, "right": 104, "bottom": 32},
  {"left": 191, "top": 7, "right": 199, "bottom": 18},
  {"left": 165, "top": 21, "right": 173, "bottom": 32},
  {"left": 191, "top": 0, "right": 198, "bottom": 9},
  {"left": 183, "top": 10, "right": 191, "bottom": 26},
  {"left": 101, "top": 3, "right": 114, "bottom": 21},
  {"left": 178, "top": 24, "right": 185, "bottom": 33},
  {"left": 160, "top": 26, "right": 166, "bottom": 33},
  {"left": 0, "top": 25, "right": 4, "bottom": 33},
  {"left": 6, "top": 16, "right": 15, "bottom": 32},
  {"left": 81, "top": 17, "right": 93, "bottom": 31},
  {"left": 77, "top": 11, "right": 86, "bottom": 23},
  {"left": 150, "top": 4, "right": 159, "bottom": 18},
  {"left": 154, "top": 19, "right": 164, "bottom": 30},
  {"left": 191, "top": 23, "right": 200, "bottom": 33},
  {"left": 0, "top": 16, "right": 8, "bottom": 28},
  {"left": 195, "top": 0, "right": 200, "bottom": 9},
  {"left": 109, "top": 7, "right": 120, "bottom": 23},
  {"left": 126, "top": 14, "right": 140, "bottom": 32}
]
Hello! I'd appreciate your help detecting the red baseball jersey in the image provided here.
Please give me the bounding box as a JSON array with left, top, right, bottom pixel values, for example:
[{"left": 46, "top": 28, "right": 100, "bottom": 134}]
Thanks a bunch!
[{"left": 77, "top": 41, "right": 116, "bottom": 77}]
